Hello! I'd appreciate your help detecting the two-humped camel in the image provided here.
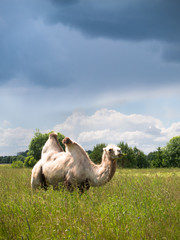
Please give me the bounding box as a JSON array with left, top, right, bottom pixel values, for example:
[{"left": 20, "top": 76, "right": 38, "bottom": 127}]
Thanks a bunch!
[{"left": 31, "top": 132, "right": 122, "bottom": 193}]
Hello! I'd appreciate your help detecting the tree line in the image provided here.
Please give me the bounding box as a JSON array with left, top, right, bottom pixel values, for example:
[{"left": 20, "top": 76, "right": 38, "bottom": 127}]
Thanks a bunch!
[{"left": 0, "top": 130, "right": 180, "bottom": 168}]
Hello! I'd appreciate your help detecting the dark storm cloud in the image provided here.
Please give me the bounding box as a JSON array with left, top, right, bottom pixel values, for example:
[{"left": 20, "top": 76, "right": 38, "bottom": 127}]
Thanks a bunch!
[
  {"left": 0, "top": 0, "right": 71, "bottom": 87},
  {"left": 0, "top": 0, "right": 180, "bottom": 89},
  {"left": 163, "top": 43, "right": 180, "bottom": 63},
  {"left": 49, "top": 0, "right": 180, "bottom": 61},
  {"left": 52, "top": 0, "right": 79, "bottom": 6},
  {"left": 49, "top": 0, "right": 180, "bottom": 41}
]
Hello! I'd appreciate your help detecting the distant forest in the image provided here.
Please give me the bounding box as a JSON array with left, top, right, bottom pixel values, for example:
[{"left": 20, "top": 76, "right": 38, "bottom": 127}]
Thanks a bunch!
[
  {"left": 0, "top": 131, "right": 180, "bottom": 168},
  {"left": 0, "top": 150, "right": 28, "bottom": 164}
]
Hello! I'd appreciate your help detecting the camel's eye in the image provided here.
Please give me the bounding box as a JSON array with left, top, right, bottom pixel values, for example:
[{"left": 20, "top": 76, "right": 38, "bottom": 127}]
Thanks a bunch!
[{"left": 109, "top": 149, "right": 113, "bottom": 152}]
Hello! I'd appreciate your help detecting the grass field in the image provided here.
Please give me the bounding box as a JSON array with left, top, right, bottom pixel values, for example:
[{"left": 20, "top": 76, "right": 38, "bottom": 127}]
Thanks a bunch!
[{"left": 0, "top": 166, "right": 179, "bottom": 240}]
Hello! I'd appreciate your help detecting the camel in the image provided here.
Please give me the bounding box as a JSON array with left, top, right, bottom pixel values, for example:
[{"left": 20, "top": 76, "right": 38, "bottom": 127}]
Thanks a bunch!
[{"left": 31, "top": 133, "right": 122, "bottom": 193}]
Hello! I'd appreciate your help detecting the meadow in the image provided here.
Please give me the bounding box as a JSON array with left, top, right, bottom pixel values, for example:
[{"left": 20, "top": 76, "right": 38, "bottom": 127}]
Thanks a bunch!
[{"left": 0, "top": 166, "right": 179, "bottom": 240}]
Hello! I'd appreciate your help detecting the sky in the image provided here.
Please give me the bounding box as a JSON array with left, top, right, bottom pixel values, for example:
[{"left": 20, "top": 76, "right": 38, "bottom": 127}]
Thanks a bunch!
[{"left": 0, "top": 0, "right": 180, "bottom": 156}]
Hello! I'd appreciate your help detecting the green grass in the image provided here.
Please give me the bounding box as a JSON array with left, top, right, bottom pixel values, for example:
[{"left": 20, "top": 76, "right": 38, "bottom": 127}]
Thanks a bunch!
[{"left": 0, "top": 167, "right": 179, "bottom": 240}]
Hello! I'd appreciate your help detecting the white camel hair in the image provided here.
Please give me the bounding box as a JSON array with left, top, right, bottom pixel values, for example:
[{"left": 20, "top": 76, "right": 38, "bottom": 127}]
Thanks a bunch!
[
  {"left": 31, "top": 132, "right": 122, "bottom": 193},
  {"left": 31, "top": 132, "right": 64, "bottom": 190}
]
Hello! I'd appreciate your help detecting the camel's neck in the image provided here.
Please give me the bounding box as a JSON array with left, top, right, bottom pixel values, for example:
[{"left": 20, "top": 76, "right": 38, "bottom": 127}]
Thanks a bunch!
[
  {"left": 65, "top": 143, "right": 117, "bottom": 186},
  {"left": 89, "top": 151, "right": 117, "bottom": 186}
]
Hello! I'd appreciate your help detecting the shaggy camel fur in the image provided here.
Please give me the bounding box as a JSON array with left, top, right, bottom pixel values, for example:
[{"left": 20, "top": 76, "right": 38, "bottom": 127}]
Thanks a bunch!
[
  {"left": 31, "top": 132, "right": 64, "bottom": 190},
  {"left": 31, "top": 133, "right": 122, "bottom": 193},
  {"left": 62, "top": 137, "right": 122, "bottom": 188},
  {"left": 41, "top": 132, "right": 64, "bottom": 157}
]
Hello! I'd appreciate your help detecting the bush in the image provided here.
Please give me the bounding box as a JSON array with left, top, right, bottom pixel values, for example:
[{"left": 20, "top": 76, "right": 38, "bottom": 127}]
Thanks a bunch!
[
  {"left": 11, "top": 160, "right": 24, "bottom": 168},
  {"left": 24, "top": 156, "right": 37, "bottom": 168}
]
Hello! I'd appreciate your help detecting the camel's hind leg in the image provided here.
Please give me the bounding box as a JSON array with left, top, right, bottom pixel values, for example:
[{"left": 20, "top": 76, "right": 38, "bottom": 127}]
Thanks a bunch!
[
  {"left": 40, "top": 172, "right": 48, "bottom": 190},
  {"left": 31, "top": 163, "right": 48, "bottom": 191}
]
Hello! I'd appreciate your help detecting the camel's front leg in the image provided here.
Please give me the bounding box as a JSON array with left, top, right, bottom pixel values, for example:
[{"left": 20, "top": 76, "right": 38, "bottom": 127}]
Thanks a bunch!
[
  {"left": 78, "top": 179, "right": 90, "bottom": 194},
  {"left": 64, "top": 179, "right": 74, "bottom": 192},
  {"left": 64, "top": 170, "right": 75, "bottom": 192}
]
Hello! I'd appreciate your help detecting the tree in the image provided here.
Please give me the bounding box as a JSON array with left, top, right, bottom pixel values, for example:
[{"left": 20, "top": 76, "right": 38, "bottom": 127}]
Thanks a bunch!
[
  {"left": 163, "top": 136, "right": 180, "bottom": 167},
  {"left": 28, "top": 130, "right": 49, "bottom": 161},
  {"left": 17, "top": 150, "right": 28, "bottom": 157},
  {"left": 16, "top": 154, "right": 26, "bottom": 162},
  {"left": 28, "top": 130, "right": 65, "bottom": 162},
  {"left": 118, "top": 142, "right": 137, "bottom": 168},
  {"left": 89, "top": 143, "right": 106, "bottom": 164},
  {"left": 147, "top": 136, "right": 180, "bottom": 168},
  {"left": 147, "top": 151, "right": 157, "bottom": 167},
  {"left": 147, "top": 147, "right": 164, "bottom": 168},
  {"left": 133, "top": 147, "right": 149, "bottom": 168}
]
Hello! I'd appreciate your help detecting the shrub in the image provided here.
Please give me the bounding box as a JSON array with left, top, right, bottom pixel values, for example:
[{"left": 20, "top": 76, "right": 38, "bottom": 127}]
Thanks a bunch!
[
  {"left": 11, "top": 160, "right": 24, "bottom": 168},
  {"left": 24, "top": 156, "right": 37, "bottom": 168}
]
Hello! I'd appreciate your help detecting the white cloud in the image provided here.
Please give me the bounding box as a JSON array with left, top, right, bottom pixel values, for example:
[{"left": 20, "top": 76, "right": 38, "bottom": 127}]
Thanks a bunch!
[
  {"left": 54, "top": 108, "right": 180, "bottom": 153},
  {"left": 2, "top": 120, "right": 11, "bottom": 127},
  {"left": 0, "top": 109, "right": 180, "bottom": 156},
  {"left": 0, "top": 126, "right": 33, "bottom": 156},
  {"left": 156, "top": 122, "right": 180, "bottom": 142}
]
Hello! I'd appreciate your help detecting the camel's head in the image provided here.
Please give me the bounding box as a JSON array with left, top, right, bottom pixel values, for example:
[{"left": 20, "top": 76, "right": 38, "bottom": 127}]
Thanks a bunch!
[{"left": 103, "top": 144, "right": 122, "bottom": 160}]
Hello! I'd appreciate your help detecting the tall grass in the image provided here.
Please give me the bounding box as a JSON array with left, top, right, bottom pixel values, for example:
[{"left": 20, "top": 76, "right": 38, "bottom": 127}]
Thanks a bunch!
[{"left": 0, "top": 167, "right": 179, "bottom": 239}]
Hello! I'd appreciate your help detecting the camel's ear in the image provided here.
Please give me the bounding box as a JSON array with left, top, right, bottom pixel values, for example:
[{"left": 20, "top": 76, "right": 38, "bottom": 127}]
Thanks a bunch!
[{"left": 103, "top": 147, "right": 106, "bottom": 151}]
